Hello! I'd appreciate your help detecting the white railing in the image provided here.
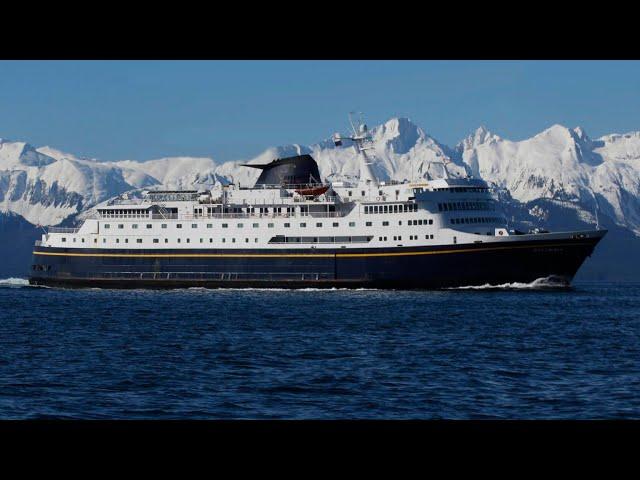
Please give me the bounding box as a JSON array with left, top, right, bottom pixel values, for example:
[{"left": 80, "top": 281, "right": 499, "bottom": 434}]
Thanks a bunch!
[
  {"left": 48, "top": 227, "right": 80, "bottom": 233},
  {"left": 98, "top": 214, "right": 152, "bottom": 219}
]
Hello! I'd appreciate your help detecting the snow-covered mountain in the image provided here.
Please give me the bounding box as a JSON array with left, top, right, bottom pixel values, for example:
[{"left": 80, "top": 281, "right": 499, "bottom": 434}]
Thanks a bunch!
[
  {"left": 455, "top": 124, "right": 640, "bottom": 234},
  {"left": 2, "top": 118, "right": 640, "bottom": 239}
]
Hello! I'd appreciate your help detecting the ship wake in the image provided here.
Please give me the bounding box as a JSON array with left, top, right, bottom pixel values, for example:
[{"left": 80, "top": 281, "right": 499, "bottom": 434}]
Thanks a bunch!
[
  {"left": 0, "top": 277, "right": 30, "bottom": 287},
  {"left": 447, "top": 276, "right": 572, "bottom": 291}
]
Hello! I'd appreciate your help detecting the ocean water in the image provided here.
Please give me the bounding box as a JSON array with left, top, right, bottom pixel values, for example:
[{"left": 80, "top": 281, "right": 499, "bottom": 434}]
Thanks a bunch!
[{"left": 0, "top": 279, "right": 639, "bottom": 419}]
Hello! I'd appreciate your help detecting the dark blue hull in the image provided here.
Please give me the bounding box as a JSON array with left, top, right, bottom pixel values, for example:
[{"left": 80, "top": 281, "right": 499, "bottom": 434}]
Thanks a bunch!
[{"left": 28, "top": 233, "right": 605, "bottom": 289}]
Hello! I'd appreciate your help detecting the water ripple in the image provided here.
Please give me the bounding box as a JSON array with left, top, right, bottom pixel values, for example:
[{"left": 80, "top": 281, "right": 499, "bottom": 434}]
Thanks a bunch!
[{"left": 0, "top": 283, "right": 639, "bottom": 418}]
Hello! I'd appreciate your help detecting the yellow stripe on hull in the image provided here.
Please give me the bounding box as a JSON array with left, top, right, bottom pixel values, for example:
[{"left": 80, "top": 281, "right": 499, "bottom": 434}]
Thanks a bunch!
[{"left": 32, "top": 241, "right": 589, "bottom": 259}]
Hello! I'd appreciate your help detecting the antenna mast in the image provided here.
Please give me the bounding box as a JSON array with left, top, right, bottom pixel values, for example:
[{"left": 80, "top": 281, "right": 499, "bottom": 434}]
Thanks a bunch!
[
  {"left": 588, "top": 187, "right": 600, "bottom": 230},
  {"left": 332, "top": 112, "right": 378, "bottom": 188}
]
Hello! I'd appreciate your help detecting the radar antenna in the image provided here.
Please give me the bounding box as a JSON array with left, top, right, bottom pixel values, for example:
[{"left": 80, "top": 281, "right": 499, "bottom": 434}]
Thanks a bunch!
[{"left": 332, "top": 112, "right": 378, "bottom": 188}]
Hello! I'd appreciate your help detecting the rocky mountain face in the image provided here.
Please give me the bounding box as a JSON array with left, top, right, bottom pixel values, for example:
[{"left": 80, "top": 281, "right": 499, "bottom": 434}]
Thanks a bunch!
[{"left": 2, "top": 117, "right": 639, "bottom": 279}]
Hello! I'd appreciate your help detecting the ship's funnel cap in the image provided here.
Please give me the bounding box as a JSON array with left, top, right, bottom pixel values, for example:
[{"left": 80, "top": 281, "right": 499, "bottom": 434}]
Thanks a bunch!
[{"left": 242, "top": 154, "right": 322, "bottom": 187}]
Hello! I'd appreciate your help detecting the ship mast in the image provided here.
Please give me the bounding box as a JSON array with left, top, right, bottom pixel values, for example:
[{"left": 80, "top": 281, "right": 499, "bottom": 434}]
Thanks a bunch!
[{"left": 333, "top": 112, "right": 379, "bottom": 188}]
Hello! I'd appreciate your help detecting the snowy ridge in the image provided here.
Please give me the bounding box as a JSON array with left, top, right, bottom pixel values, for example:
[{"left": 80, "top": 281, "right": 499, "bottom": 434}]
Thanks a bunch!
[{"left": 1, "top": 118, "right": 640, "bottom": 236}]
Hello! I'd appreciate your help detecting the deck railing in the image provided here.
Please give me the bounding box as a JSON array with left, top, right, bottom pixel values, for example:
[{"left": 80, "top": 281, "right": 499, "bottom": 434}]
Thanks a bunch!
[{"left": 47, "top": 227, "right": 80, "bottom": 233}]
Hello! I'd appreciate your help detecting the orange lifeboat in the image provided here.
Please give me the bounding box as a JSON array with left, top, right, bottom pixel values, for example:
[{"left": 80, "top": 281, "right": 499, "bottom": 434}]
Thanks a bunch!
[{"left": 295, "top": 185, "right": 330, "bottom": 197}]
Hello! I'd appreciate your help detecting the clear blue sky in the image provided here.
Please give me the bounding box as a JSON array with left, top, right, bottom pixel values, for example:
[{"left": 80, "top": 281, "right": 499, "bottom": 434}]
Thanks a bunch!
[{"left": 1, "top": 60, "right": 639, "bottom": 162}]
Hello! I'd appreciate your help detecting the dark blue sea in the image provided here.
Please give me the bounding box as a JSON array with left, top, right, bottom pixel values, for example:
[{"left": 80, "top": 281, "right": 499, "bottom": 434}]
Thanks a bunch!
[{"left": 1, "top": 278, "right": 639, "bottom": 419}]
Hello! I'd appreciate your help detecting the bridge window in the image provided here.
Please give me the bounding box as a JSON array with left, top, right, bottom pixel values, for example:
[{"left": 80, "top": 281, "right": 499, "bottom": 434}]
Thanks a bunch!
[
  {"left": 268, "top": 223, "right": 274, "bottom": 228},
  {"left": 284, "top": 223, "right": 290, "bottom": 228},
  {"left": 222, "top": 223, "right": 228, "bottom": 228},
  {"left": 132, "top": 224, "right": 138, "bottom": 229},
  {"left": 349, "top": 222, "right": 356, "bottom": 227},
  {"left": 300, "top": 223, "right": 306, "bottom": 228},
  {"left": 177, "top": 224, "right": 182, "bottom": 229},
  {"left": 191, "top": 224, "right": 197, "bottom": 228},
  {"left": 161, "top": 224, "right": 167, "bottom": 229},
  {"left": 137, "top": 238, "right": 142, "bottom": 243},
  {"left": 333, "top": 222, "right": 339, "bottom": 227},
  {"left": 118, "top": 224, "right": 124, "bottom": 229},
  {"left": 366, "top": 222, "right": 372, "bottom": 226},
  {"left": 316, "top": 222, "right": 322, "bottom": 227},
  {"left": 253, "top": 223, "right": 259, "bottom": 228},
  {"left": 382, "top": 221, "right": 389, "bottom": 226},
  {"left": 147, "top": 224, "right": 152, "bottom": 229},
  {"left": 104, "top": 224, "right": 110, "bottom": 229},
  {"left": 153, "top": 239, "right": 159, "bottom": 243}
]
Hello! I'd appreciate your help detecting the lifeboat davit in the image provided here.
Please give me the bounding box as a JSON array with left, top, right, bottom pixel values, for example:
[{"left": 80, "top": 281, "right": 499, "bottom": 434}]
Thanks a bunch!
[{"left": 295, "top": 185, "right": 330, "bottom": 197}]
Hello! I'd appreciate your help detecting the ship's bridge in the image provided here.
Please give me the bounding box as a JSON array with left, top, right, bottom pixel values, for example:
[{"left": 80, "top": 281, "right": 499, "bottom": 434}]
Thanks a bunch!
[
  {"left": 411, "top": 176, "right": 505, "bottom": 233},
  {"left": 418, "top": 177, "right": 491, "bottom": 193}
]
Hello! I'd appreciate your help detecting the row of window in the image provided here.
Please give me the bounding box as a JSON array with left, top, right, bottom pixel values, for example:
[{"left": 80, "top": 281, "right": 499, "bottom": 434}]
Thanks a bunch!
[
  {"left": 102, "top": 221, "right": 367, "bottom": 230},
  {"left": 364, "top": 219, "right": 434, "bottom": 227},
  {"left": 348, "top": 190, "right": 400, "bottom": 197},
  {"left": 364, "top": 204, "right": 418, "bottom": 214},
  {"left": 98, "top": 209, "right": 150, "bottom": 216},
  {"left": 369, "top": 235, "right": 435, "bottom": 242},
  {"left": 450, "top": 217, "right": 502, "bottom": 225},
  {"left": 438, "top": 201, "right": 495, "bottom": 212},
  {"left": 268, "top": 235, "right": 373, "bottom": 244},
  {"left": 62, "top": 237, "right": 264, "bottom": 244},
  {"left": 103, "top": 220, "right": 372, "bottom": 230},
  {"left": 62, "top": 232, "right": 439, "bottom": 245},
  {"left": 434, "top": 187, "right": 489, "bottom": 193}
]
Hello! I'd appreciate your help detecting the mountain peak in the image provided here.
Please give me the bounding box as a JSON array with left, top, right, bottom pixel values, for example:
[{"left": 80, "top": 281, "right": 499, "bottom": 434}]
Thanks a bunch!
[
  {"left": 534, "top": 124, "right": 594, "bottom": 149},
  {"left": 373, "top": 117, "right": 426, "bottom": 154},
  {"left": 0, "top": 139, "right": 56, "bottom": 168},
  {"left": 456, "top": 125, "right": 500, "bottom": 152},
  {"left": 537, "top": 123, "right": 575, "bottom": 139}
]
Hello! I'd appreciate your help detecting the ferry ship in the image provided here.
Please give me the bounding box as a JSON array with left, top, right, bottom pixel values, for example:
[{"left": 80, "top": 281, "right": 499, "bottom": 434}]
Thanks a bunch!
[{"left": 29, "top": 117, "right": 606, "bottom": 289}]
